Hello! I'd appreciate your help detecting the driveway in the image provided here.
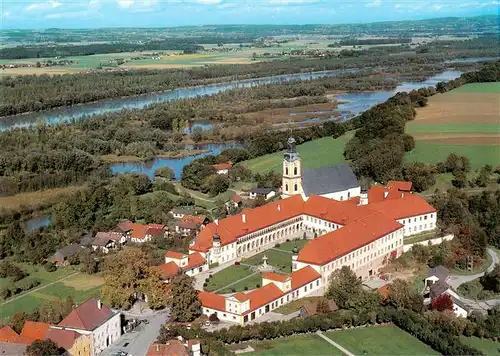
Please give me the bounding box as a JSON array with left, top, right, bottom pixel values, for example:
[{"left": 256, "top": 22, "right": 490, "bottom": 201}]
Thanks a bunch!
[{"left": 101, "top": 309, "right": 169, "bottom": 356}]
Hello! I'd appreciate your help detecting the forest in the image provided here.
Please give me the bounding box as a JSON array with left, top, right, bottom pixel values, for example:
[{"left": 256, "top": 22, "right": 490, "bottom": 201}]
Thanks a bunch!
[{"left": 1, "top": 37, "right": 497, "bottom": 116}]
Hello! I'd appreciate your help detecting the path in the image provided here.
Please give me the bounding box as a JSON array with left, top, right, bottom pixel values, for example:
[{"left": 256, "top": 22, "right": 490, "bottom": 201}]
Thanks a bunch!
[
  {"left": 316, "top": 330, "right": 355, "bottom": 356},
  {"left": 449, "top": 248, "right": 500, "bottom": 312},
  {"left": 0, "top": 271, "right": 80, "bottom": 307},
  {"left": 214, "top": 271, "right": 260, "bottom": 293},
  {"left": 270, "top": 247, "right": 293, "bottom": 254}
]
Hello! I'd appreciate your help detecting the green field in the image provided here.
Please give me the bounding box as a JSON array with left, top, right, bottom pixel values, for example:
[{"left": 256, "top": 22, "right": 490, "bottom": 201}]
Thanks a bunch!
[
  {"left": 245, "top": 334, "right": 342, "bottom": 356},
  {"left": 243, "top": 249, "right": 293, "bottom": 273},
  {"left": 205, "top": 265, "right": 255, "bottom": 292},
  {"left": 274, "top": 239, "right": 309, "bottom": 252},
  {"left": 326, "top": 325, "right": 439, "bottom": 355},
  {"left": 460, "top": 336, "right": 500, "bottom": 355},
  {"left": 243, "top": 133, "right": 353, "bottom": 174},
  {"left": 0, "top": 268, "right": 103, "bottom": 320},
  {"left": 405, "top": 142, "right": 500, "bottom": 169},
  {"left": 452, "top": 82, "right": 500, "bottom": 93}
]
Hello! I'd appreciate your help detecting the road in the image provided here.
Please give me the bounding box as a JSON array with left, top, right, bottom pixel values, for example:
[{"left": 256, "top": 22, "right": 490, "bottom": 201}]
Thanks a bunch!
[
  {"left": 102, "top": 309, "right": 169, "bottom": 356},
  {"left": 448, "top": 248, "right": 500, "bottom": 312},
  {"left": 0, "top": 271, "right": 80, "bottom": 307}
]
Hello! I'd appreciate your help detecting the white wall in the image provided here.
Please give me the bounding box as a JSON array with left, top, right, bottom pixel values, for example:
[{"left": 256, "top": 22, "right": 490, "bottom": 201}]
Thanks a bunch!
[
  {"left": 320, "top": 186, "right": 361, "bottom": 201},
  {"left": 404, "top": 234, "right": 454, "bottom": 253},
  {"left": 398, "top": 212, "right": 437, "bottom": 237},
  {"left": 453, "top": 303, "right": 469, "bottom": 318}
]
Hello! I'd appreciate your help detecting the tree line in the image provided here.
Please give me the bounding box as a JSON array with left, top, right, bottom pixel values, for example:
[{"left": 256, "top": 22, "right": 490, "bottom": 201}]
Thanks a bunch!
[{"left": 1, "top": 37, "right": 495, "bottom": 116}]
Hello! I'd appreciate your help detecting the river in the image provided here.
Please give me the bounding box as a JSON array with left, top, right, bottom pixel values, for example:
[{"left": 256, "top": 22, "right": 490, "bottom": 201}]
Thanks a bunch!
[{"left": 21, "top": 215, "right": 52, "bottom": 232}]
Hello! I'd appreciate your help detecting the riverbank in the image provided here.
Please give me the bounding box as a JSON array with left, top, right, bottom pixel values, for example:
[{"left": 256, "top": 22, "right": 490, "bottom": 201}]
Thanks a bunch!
[{"left": 100, "top": 150, "right": 210, "bottom": 164}]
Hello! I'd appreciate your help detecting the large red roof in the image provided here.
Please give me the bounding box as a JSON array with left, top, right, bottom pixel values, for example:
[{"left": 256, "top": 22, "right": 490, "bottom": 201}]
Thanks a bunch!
[
  {"left": 387, "top": 180, "right": 413, "bottom": 192},
  {"left": 183, "top": 253, "right": 206, "bottom": 271},
  {"left": 0, "top": 326, "right": 31, "bottom": 345},
  {"left": 303, "top": 195, "right": 376, "bottom": 225},
  {"left": 198, "top": 291, "right": 226, "bottom": 312},
  {"left": 159, "top": 262, "right": 181, "bottom": 279},
  {"left": 165, "top": 250, "right": 185, "bottom": 259},
  {"left": 298, "top": 211, "right": 403, "bottom": 265},
  {"left": 367, "top": 194, "right": 436, "bottom": 220},
  {"left": 262, "top": 272, "right": 290, "bottom": 283},
  {"left": 46, "top": 328, "right": 82, "bottom": 351},
  {"left": 291, "top": 266, "right": 321, "bottom": 290},
  {"left": 58, "top": 298, "right": 115, "bottom": 331},
  {"left": 146, "top": 341, "right": 189, "bottom": 356},
  {"left": 244, "top": 283, "right": 284, "bottom": 315},
  {"left": 20, "top": 321, "right": 50, "bottom": 341}
]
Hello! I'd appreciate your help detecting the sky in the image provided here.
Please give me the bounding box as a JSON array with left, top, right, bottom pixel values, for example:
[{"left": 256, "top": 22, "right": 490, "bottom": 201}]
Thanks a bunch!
[{"left": 0, "top": 0, "right": 498, "bottom": 29}]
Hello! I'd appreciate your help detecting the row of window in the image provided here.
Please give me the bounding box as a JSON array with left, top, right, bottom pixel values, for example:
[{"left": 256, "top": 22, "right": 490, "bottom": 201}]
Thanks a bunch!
[
  {"left": 284, "top": 166, "right": 299, "bottom": 176},
  {"left": 401, "top": 213, "right": 434, "bottom": 225}
]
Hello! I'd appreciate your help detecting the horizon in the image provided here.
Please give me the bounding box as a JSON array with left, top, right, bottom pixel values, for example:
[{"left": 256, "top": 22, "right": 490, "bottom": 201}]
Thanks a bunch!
[{"left": 1, "top": 0, "right": 498, "bottom": 30}]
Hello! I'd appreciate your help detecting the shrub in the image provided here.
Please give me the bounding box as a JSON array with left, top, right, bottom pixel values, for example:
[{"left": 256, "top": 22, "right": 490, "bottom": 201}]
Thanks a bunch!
[
  {"left": 203, "top": 283, "right": 207, "bottom": 287},
  {"left": 17, "top": 278, "right": 40, "bottom": 292},
  {"left": 0, "top": 261, "right": 26, "bottom": 282},
  {"left": 256, "top": 284, "right": 260, "bottom": 288},
  {"left": 44, "top": 262, "right": 56, "bottom": 272},
  {"left": 209, "top": 262, "right": 219, "bottom": 268},
  {"left": 275, "top": 243, "right": 280, "bottom": 248},
  {"left": 0, "top": 287, "right": 12, "bottom": 300},
  {"left": 244, "top": 286, "right": 248, "bottom": 291},
  {"left": 231, "top": 288, "right": 236, "bottom": 293}
]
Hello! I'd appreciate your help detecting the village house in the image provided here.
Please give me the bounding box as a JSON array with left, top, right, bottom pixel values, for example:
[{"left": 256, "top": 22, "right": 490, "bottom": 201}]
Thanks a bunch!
[
  {"left": 225, "top": 194, "right": 243, "bottom": 211},
  {"left": 169, "top": 208, "right": 195, "bottom": 220},
  {"left": 161, "top": 251, "right": 209, "bottom": 281},
  {"left": 173, "top": 215, "right": 209, "bottom": 236},
  {"left": 49, "top": 244, "right": 83, "bottom": 266},
  {"left": 212, "top": 161, "right": 233, "bottom": 175},
  {"left": 52, "top": 298, "right": 121, "bottom": 355},
  {"left": 299, "top": 299, "right": 338, "bottom": 318},
  {"left": 92, "top": 232, "right": 124, "bottom": 254},
  {"left": 248, "top": 187, "right": 276, "bottom": 200},
  {"left": 147, "top": 338, "right": 201, "bottom": 356},
  {"left": 112, "top": 221, "right": 166, "bottom": 243}
]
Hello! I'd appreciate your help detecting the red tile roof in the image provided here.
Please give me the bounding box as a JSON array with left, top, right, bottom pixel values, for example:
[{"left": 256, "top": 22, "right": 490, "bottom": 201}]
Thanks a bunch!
[
  {"left": 130, "top": 224, "right": 150, "bottom": 239},
  {"left": 232, "top": 292, "right": 249, "bottom": 302},
  {"left": 159, "top": 262, "right": 181, "bottom": 279},
  {"left": 212, "top": 162, "right": 233, "bottom": 171},
  {"left": 298, "top": 212, "right": 403, "bottom": 265},
  {"left": 232, "top": 194, "right": 242, "bottom": 203},
  {"left": 46, "top": 328, "right": 82, "bottom": 351},
  {"left": 198, "top": 291, "right": 226, "bottom": 312},
  {"left": 368, "top": 194, "right": 436, "bottom": 220},
  {"left": 115, "top": 220, "right": 134, "bottom": 232},
  {"left": 20, "top": 321, "right": 50, "bottom": 341},
  {"left": 262, "top": 272, "right": 290, "bottom": 283},
  {"left": 303, "top": 195, "right": 376, "bottom": 225},
  {"left": 146, "top": 341, "right": 189, "bottom": 356},
  {"left": 190, "top": 195, "right": 305, "bottom": 252},
  {"left": 0, "top": 326, "right": 31, "bottom": 345},
  {"left": 58, "top": 298, "right": 115, "bottom": 331},
  {"left": 244, "top": 283, "right": 284, "bottom": 315},
  {"left": 181, "top": 215, "right": 206, "bottom": 225},
  {"left": 291, "top": 266, "right": 321, "bottom": 290},
  {"left": 183, "top": 253, "right": 206, "bottom": 271},
  {"left": 165, "top": 251, "right": 185, "bottom": 259},
  {"left": 387, "top": 180, "right": 413, "bottom": 192}
]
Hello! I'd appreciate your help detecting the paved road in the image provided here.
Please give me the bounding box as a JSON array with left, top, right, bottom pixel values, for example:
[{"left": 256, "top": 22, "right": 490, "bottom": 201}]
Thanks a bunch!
[
  {"left": 316, "top": 330, "right": 355, "bottom": 356},
  {"left": 448, "top": 248, "right": 500, "bottom": 312},
  {"left": 102, "top": 309, "right": 169, "bottom": 356},
  {"left": 0, "top": 271, "right": 80, "bottom": 307}
]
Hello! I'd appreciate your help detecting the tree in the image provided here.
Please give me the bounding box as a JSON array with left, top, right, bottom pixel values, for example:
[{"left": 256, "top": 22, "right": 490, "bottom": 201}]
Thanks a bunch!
[
  {"left": 141, "top": 267, "right": 167, "bottom": 310},
  {"left": 203, "top": 174, "right": 230, "bottom": 196},
  {"left": 167, "top": 274, "right": 201, "bottom": 322},
  {"left": 403, "top": 162, "right": 436, "bottom": 192},
  {"left": 39, "top": 299, "right": 63, "bottom": 324},
  {"left": 191, "top": 126, "right": 203, "bottom": 143},
  {"left": 154, "top": 166, "right": 175, "bottom": 180},
  {"left": 9, "top": 311, "right": 28, "bottom": 334},
  {"left": 480, "top": 264, "right": 500, "bottom": 293},
  {"left": 25, "top": 339, "right": 61, "bottom": 356},
  {"left": 63, "top": 296, "right": 74, "bottom": 317},
  {"left": 101, "top": 248, "right": 151, "bottom": 309},
  {"left": 452, "top": 172, "right": 467, "bottom": 188},
  {"left": 316, "top": 298, "right": 331, "bottom": 315},
  {"left": 325, "top": 266, "right": 362, "bottom": 309},
  {"left": 387, "top": 279, "right": 423, "bottom": 312},
  {"left": 431, "top": 294, "right": 454, "bottom": 312}
]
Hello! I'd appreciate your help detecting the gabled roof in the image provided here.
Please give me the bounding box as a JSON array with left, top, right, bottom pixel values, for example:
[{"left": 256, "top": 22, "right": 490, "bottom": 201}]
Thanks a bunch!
[
  {"left": 249, "top": 187, "right": 275, "bottom": 195},
  {"left": 297, "top": 211, "right": 403, "bottom": 265},
  {"left": 198, "top": 291, "right": 226, "bottom": 312},
  {"left": 232, "top": 194, "right": 242, "bottom": 203},
  {"left": 183, "top": 253, "right": 206, "bottom": 271},
  {"left": 244, "top": 283, "right": 284, "bottom": 315},
  {"left": 159, "top": 262, "right": 181, "bottom": 279},
  {"left": 303, "top": 195, "right": 376, "bottom": 225},
  {"left": 428, "top": 265, "right": 449, "bottom": 281},
  {"left": 387, "top": 180, "right": 413, "bottom": 192},
  {"left": 367, "top": 193, "right": 436, "bottom": 220},
  {"left": 146, "top": 341, "right": 189, "bottom": 356},
  {"left": 0, "top": 341, "right": 27, "bottom": 355},
  {"left": 165, "top": 250, "right": 185, "bottom": 259},
  {"left": 176, "top": 220, "right": 200, "bottom": 230},
  {"left": 302, "top": 163, "right": 359, "bottom": 196},
  {"left": 93, "top": 232, "right": 122, "bottom": 246},
  {"left": 20, "top": 321, "right": 50, "bottom": 341},
  {"left": 114, "top": 220, "right": 134, "bottom": 232},
  {"left": 232, "top": 292, "right": 249, "bottom": 302},
  {"left": 53, "top": 244, "right": 81, "bottom": 259},
  {"left": 58, "top": 298, "right": 115, "bottom": 331},
  {"left": 429, "top": 280, "right": 450, "bottom": 299},
  {"left": 262, "top": 272, "right": 290, "bottom": 283},
  {"left": 46, "top": 328, "right": 82, "bottom": 351},
  {"left": 0, "top": 326, "right": 31, "bottom": 345},
  {"left": 170, "top": 207, "right": 194, "bottom": 215},
  {"left": 181, "top": 215, "right": 206, "bottom": 225},
  {"left": 291, "top": 266, "right": 321, "bottom": 290},
  {"left": 212, "top": 162, "right": 233, "bottom": 171}
]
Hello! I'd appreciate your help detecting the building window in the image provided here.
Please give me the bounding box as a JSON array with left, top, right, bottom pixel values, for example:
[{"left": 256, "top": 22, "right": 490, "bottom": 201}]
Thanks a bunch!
[
  {"left": 294, "top": 167, "right": 297, "bottom": 175},
  {"left": 294, "top": 184, "right": 298, "bottom": 192},
  {"left": 347, "top": 191, "right": 351, "bottom": 199},
  {"left": 285, "top": 184, "right": 288, "bottom": 191},
  {"left": 285, "top": 167, "right": 289, "bottom": 175}
]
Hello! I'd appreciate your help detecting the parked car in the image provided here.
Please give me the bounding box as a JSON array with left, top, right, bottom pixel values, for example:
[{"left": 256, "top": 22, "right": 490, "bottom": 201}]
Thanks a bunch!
[{"left": 234, "top": 261, "right": 240, "bottom": 266}]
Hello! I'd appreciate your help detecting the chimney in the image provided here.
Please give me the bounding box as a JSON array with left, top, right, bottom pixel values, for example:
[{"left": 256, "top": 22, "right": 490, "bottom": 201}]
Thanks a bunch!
[
  {"left": 97, "top": 299, "right": 102, "bottom": 310},
  {"left": 277, "top": 204, "right": 281, "bottom": 212},
  {"left": 383, "top": 191, "right": 388, "bottom": 199},
  {"left": 156, "top": 344, "right": 160, "bottom": 352},
  {"left": 359, "top": 191, "right": 368, "bottom": 206},
  {"left": 242, "top": 214, "right": 246, "bottom": 223},
  {"left": 214, "top": 219, "right": 218, "bottom": 226}
]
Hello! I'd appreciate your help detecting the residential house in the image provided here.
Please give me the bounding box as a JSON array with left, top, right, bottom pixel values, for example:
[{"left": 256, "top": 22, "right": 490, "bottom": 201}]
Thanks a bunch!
[
  {"left": 169, "top": 208, "right": 194, "bottom": 220},
  {"left": 174, "top": 215, "right": 208, "bottom": 236},
  {"left": 147, "top": 339, "right": 200, "bottom": 356},
  {"left": 112, "top": 221, "right": 166, "bottom": 243},
  {"left": 46, "top": 328, "right": 93, "bottom": 356},
  {"left": 92, "top": 232, "right": 124, "bottom": 254},
  {"left": 50, "top": 244, "right": 83, "bottom": 266},
  {"left": 248, "top": 188, "right": 276, "bottom": 200},
  {"left": 53, "top": 298, "right": 121, "bottom": 355},
  {"left": 425, "top": 265, "right": 450, "bottom": 289},
  {"left": 387, "top": 180, "right": 413, "bottom": 192},
  {"left": 162, "top": 250, "right": 209, "bottom": 279},
  {"left": 212, "top": 161, "right": 233, "bottom": 175},
  {"left": 299, "top": 299, "right": 338, "bottom": 317},
  {"left": 225, "top": 194, "right": 243, "bottom": 211}
]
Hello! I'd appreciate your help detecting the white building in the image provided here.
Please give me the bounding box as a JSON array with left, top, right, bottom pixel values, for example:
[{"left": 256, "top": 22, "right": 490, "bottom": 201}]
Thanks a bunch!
[
  {"left": 53, "top": 298, "right": 121, "bottom": 356},
  {"left": 160, "top": 251, "right": 209, "bottom": 282},
  {"left": 248, "top": 188, "right": 276, "bottom": 200},
  {"left": 212, "top": 161, "right": 233, "bottom": 175}
]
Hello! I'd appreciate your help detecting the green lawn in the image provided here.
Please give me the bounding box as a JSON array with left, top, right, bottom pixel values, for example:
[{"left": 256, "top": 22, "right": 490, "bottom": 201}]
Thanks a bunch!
[
  {"left": 460, "top": 336, "right": 500, "bottom": 355},
  {"left": 245, "top": 334, "right": 342, "bottom": 356},
  {"left": 217, "top": 274, "right": 262, "bottom": 294},
  {"left": 243, "top": 133, "right": 353, "bottom": 174},
  {"left": 326, "top": 325, "right": 439, "bottom": 355},
  {"left": 406, "top": 123, "right": 499, "bottom": 134},
  {"left": 0, "top": 263, "right": 75, "bottom": 290},
  {"left": 452, "top": 82, "right": 500, "bottom": 93},
  {"left": 244, "top": 250, "right": 293, "bottom": 273},
  {"left": 273, "top": 296, "right": 321, "bottom": 315},
  {"left": 403, "top": 231, "right": 437, "bottom": 245},
  {"left": 205, "top": 265, "right": 254, "bottom": 292},
  {"left": 405, "top": 142, "right": 500, "bottom": 169},
  {"left": 275, "top": 239, "right": 309, "bottom": 252}
]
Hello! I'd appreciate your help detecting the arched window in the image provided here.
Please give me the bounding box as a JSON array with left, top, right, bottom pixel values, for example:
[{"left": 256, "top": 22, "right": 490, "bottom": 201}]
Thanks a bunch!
[
  {"left": 285, "top": 184, "right": 288, "bottom": 191},
  {"left": 285, "top": 167, "right": 289, "bottom": 176},
  {"left": 340, "top": 196, "right": 344, "bottom": 201},
  {"left": 347, "top": 191, "right": 351, "bottom": 198},
  {"left": 294, "top": 166, "right": 297, "bottom": 175},
  {"left": 294, "top": 184, "right": 298, "bottom": 191}
]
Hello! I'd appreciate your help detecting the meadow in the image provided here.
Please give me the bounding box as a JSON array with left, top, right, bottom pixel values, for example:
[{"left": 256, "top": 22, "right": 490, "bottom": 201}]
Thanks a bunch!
[{"left": 406, "top": 82, "right": 500, "bottom": 169}]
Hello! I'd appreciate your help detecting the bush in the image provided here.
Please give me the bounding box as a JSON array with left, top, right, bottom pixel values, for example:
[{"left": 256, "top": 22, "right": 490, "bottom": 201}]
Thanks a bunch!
[
  {"left": 275, "top": 243, "right": 281, "bottom": 248},
  {"left": 0, "top": 261, "right": 26, "bottom": 282},
  {"left": 256, "top": 284, "right": 260, "bottom": 288},
  {"left": 244, "top": 286, "right": 248, "bottom": 291},
  {"left": 203, "top": 283, "right": 207, "bottom": 287},
  {"left": 17, "top": 278, "right": 40, "bottom": 292},
  {"left": 0, "top": 287, "right": 12, "bottom": 300},
  {"left": 231, "top": 288, "right": 236, "bottom": 293},
  {"left": 209, "top": 262, "right": 219, "bottom": 268},
  {"left": 44, "top": 262, "right": 57, "bottom": 272}
]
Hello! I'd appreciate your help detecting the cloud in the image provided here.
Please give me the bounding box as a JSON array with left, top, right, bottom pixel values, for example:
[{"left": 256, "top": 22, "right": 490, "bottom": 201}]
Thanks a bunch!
[
  {"left": 116, "top": 0, "right": 159, "bottom": 11},
  {"left": 366, "top": 0, "right": 382, "bottom": 7},
  {"left": 25, "top": 0, "right": 62, "bottom": 12},
  {"left": 194, "top": 0, "right": 222, "bottom": 4},
  {"left": 432, "top": 4, "right": 444, "bottom": 10}
]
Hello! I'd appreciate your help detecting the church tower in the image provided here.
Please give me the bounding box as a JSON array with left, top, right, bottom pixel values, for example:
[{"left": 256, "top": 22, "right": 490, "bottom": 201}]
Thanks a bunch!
[{"left": 282, "top": 137, "right": 302, "bottom": 198}]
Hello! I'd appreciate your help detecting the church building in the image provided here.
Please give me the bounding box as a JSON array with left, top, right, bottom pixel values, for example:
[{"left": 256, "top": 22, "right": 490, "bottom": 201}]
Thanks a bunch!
[{"left": 281, "top": 137, "right": 360, "bottom": 201}]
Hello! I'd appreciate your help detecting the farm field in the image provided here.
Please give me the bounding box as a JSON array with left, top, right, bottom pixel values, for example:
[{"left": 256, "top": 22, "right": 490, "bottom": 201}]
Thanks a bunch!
[
  {"left": 406, "top": 82, "right": 500, "bottom": 169},
  {"left": 243, "top": 132, "right": 353, "bottom": 174},
  {"left": 0, "top": 185, "right": 84, "bottom": 212},
  {"left": 0, "top": 269, "right": 103, "bottom": 320},
  {"left": 326, "top": 325, "right": 439, "bottom": 355},
  {"left": 460, "top": 336, "right": 500, "bottom": 355},
  {"left": 244, "top": 333, "right": 342, "bottom": 356}
]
